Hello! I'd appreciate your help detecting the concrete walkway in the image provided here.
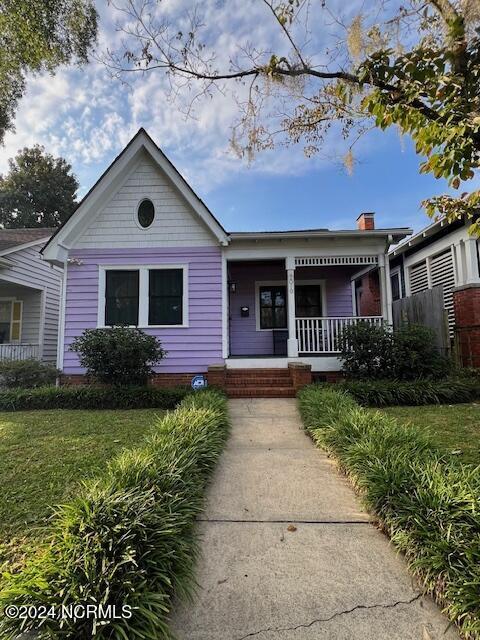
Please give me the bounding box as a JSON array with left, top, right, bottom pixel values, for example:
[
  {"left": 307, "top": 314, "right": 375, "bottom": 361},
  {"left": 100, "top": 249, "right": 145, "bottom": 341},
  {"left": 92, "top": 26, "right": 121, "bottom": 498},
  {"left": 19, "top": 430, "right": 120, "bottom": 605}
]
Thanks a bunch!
[{"left": 170, "top": 399, "right": 458, "bottom": 639}]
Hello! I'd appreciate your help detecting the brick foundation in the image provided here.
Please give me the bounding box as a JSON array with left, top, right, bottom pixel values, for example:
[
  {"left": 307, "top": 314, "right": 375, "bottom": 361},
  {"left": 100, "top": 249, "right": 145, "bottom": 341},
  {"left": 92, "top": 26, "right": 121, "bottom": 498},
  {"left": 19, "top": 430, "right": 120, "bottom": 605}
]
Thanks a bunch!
[
  {"left": 207, "top": 364, "right": 227, "bottom": 390},
  {"left": 453, "top": 284, "right": 480, "bottom": 368},
  {"left": 61, "top": 362, "right": 336, "bottom": 394}
]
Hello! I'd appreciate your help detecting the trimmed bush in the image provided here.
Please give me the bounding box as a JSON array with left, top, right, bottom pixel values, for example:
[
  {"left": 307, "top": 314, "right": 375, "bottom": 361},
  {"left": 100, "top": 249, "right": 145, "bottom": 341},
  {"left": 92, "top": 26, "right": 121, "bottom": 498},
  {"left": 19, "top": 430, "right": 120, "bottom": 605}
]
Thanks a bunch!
[
  {"left": 338, "top": 377, "right": 480, "bottom": 406},
  {"left": 71, "top": 327, "right": 166, "bottom": 386},
  {"left": 0, "top": 384, "right": 189, "bottom": 411},
  {"left": 340, "top": 322, "right": 451, "bottom": 380},
  {"left": 0, "top": 389, "right": 229, "bottom": 639},
  {"left": 298, "top": 385, "right": 480, "bottom": 638},
  {"left": 0, "top": 359, "right": 59, "bottom": 389}
]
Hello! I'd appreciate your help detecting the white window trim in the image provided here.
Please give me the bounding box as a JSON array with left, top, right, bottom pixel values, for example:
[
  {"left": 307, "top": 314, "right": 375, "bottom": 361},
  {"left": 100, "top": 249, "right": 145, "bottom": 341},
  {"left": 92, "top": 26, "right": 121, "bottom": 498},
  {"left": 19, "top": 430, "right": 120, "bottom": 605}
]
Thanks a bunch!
[
  {"left": 98, "top": 264, "right": 189, "bottom": 329},
  {"left": 254, "top": 279, "right": 327, "bottom": 332}
]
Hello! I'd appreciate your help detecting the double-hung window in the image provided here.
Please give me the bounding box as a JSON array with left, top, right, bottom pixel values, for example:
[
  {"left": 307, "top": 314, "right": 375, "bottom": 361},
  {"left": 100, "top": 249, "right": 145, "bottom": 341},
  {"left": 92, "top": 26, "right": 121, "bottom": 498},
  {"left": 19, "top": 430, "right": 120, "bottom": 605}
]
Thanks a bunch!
[
  {"left": 105, "top": 270, "right": 139, "bottom": 326},
  {"left": 149, "top": 269, "right": 183, "bottom": 325},
  {"left": 102, "top": 266, "right": 187, "bottom": 327}
]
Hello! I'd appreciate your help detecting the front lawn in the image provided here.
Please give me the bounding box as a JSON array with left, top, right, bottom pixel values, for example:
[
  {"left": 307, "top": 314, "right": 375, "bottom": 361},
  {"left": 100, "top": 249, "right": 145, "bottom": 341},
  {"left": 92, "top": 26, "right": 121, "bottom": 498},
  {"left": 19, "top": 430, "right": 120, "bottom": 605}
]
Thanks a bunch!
[
  {"left": 382, "top": 403, "right": 480, "bottom": 465},
  {"left": 0, "top": 409, "right": 161, "bottom": 572}
]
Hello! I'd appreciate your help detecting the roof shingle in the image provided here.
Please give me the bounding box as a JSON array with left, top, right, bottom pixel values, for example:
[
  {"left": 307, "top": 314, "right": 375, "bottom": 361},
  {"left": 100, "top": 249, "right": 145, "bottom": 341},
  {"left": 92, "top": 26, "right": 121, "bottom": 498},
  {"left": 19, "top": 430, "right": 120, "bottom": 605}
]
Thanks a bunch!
[{"left": 0, "top": 228, "right": 56, "bottom": 253}]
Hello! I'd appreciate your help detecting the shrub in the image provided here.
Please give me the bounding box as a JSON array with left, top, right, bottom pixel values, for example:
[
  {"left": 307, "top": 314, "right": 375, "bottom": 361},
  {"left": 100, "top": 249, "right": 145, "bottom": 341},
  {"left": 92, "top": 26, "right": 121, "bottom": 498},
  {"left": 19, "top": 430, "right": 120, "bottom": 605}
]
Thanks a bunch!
[
  {"left": 0, "top": 359, "right": 59, "bottom": 389},
  {"left": 391, "top": 323, "right": 451, "bottom": 380},
  {"left": 298, "top": 385, "right": 480, "bottom": 638},
  {"left": 340, "top": 322, "right": 452, "bottom": 380},
  {"left": 0, "top": 385, "right": 188, "bottom": 411},
  {"left": 70, "top": 327, "right": 166, "bottom": 386},
  {"left": 339, "top": 321, "right": 393, "bottom": 380},
  {"left": 0, "top": 389, "right": 229, "bottom": 640},
  {"left": 338, "top": 377, "right": 480, "bottom": 406}
]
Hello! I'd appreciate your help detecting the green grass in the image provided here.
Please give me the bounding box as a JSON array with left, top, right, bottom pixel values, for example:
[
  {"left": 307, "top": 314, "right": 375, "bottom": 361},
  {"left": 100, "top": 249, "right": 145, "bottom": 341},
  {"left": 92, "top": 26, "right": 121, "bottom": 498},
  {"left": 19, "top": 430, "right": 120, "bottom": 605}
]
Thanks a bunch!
[
  {"left": 382, "top": 403, "right": 480, "bottom": 466},
  {"left": 0, "top": 409, "right": 161, "bottom": 572}
]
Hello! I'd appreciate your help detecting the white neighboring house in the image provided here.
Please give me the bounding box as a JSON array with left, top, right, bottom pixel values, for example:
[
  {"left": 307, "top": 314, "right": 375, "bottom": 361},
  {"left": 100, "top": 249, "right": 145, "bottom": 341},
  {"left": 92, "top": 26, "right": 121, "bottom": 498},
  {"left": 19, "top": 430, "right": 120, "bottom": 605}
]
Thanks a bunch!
[
  {"left": 389, "top": 216, "right": 480, "bottom": 335},
  {"left": 0, "top": 228, "right": 63, "bottom": 362}
]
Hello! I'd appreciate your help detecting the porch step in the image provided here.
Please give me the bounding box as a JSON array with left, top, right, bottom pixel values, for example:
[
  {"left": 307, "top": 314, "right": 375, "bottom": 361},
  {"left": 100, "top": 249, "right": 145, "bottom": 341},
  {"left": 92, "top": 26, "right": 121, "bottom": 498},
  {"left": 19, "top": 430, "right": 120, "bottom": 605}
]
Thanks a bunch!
[
  {"left": 226, "top": 385, "right": 296, "bottom": 398},
  {"left": 226, "top": 377, "right": 293, "bottom": 386},
  {"left": 226, "top": 368, "right": 291, "bottom": 378},
  {"left": 225, "top": 367, "right": 295, "bottom": 398}
]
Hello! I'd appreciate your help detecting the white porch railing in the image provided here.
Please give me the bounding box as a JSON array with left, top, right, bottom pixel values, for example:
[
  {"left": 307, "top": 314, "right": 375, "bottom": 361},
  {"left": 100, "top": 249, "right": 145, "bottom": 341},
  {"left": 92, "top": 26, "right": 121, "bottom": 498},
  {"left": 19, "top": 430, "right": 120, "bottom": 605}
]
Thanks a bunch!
[
  {"left": 0, "top": 344, "right": 40, "bottom": 361},
  {"left": 296, "top": 316, "right": 383, "bottom": 353}
]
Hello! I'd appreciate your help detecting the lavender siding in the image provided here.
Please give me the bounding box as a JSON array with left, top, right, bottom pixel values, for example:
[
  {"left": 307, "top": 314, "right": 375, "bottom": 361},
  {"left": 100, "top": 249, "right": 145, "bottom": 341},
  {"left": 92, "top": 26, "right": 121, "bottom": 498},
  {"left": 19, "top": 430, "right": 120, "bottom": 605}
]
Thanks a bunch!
[
  {"left": 228, "top": 262, "right": 354, "bottom": 356},
  {"left": 64, "top": 247, "right": 223, "bottom": 374}
]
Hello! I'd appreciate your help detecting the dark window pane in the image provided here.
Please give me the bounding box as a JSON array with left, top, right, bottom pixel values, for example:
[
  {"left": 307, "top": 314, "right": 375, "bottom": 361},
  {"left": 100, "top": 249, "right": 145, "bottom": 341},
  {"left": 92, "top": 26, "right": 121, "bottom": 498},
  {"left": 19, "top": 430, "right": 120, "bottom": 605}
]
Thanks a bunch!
[
  {"left": 391, "top": 273, "right": 400, "bottom": 301},
  {"left": 105, "top": 270, "right": 139, "bottom": 325},
  {"left": 259, "top": 286, "right": 287, "bottom": 329},
  {"left": 295, "top": 285, "right": 322, "bottom": 317},
  {"left": 149, "top": 269, "right": 183, "bottom": 325},
  {"left": 138, "top": 199, "right": 155, "bottom": 228}
]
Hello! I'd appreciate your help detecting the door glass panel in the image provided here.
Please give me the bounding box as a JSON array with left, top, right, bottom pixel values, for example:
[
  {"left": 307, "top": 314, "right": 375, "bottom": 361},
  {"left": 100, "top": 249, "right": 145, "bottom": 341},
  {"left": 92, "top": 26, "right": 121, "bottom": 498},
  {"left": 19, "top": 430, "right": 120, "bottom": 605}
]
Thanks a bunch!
[{"left": 259, "top": 286, "right": 287, "bottom": 329}]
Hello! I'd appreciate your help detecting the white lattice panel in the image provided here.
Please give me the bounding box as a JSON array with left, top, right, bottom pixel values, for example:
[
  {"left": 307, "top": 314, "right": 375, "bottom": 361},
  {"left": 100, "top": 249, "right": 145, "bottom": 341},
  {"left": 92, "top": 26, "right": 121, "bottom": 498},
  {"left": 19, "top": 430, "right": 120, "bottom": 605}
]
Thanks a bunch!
[{"left": 295, "top": 255, "right": 378, "bottom": 267}]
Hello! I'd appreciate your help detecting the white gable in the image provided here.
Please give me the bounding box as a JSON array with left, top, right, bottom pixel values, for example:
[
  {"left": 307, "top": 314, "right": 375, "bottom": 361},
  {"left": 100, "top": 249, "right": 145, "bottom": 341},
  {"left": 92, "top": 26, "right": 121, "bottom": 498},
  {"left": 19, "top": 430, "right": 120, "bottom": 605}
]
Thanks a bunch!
[
  {"left": 74, "top": 152, "right": 217, "bottom": 249},
  {"left": 42, "top": 129, "right": 228, "bottom": 263}
]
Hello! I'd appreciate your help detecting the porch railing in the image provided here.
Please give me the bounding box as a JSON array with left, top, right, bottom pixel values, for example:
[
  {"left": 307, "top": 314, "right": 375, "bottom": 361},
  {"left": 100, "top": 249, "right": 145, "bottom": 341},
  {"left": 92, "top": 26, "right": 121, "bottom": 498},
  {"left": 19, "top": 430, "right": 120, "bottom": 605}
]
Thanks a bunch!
[
  {"left": 296, "top": 316, "right": 383, "bottom": 353},
  {"left": 0, "top": 344, "right": 40, "bottom": 361}
]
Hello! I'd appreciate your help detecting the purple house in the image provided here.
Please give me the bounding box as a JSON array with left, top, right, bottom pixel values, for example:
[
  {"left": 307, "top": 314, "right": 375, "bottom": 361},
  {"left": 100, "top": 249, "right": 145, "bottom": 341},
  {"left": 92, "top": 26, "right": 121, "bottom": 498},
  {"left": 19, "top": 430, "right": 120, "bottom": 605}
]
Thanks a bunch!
[{"left": 42, "top": 129, "right": 411, "bottom": 395}]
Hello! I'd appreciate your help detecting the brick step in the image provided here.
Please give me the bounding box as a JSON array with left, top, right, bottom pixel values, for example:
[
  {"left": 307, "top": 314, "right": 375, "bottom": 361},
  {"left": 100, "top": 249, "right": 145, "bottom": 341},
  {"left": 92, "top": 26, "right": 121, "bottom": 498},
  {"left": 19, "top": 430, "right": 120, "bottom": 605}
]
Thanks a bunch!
[
  {"left": 225, "top": 377, "right": 294, "bottom": 386},
  {"left": 226, "top": 386, "right": 296, "bottom": 398},
  {"left": 226, "top": 368, "right": 291, "bottom": 377},
  {"left": 226, "top": 375, "right": 291, "bottom": 382}
]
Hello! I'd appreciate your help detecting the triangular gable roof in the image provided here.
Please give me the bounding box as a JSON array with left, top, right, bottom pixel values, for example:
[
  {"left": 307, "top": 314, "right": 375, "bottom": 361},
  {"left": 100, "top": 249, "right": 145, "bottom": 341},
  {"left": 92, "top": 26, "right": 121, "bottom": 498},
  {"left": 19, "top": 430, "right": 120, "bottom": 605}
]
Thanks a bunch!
[{"left": 42, "top": 128, "right": 229, "bottom": 263}]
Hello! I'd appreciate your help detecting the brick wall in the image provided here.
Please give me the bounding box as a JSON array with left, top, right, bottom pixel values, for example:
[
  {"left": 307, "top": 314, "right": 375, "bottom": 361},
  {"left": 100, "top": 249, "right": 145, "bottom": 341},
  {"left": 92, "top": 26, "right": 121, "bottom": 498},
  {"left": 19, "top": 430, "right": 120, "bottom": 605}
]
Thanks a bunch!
[
  {"left": 357, "top": 271, "right": 381, "bottom": 316},
  {"left": 453, "top": 284, "right": 480, "bottom": 368}
]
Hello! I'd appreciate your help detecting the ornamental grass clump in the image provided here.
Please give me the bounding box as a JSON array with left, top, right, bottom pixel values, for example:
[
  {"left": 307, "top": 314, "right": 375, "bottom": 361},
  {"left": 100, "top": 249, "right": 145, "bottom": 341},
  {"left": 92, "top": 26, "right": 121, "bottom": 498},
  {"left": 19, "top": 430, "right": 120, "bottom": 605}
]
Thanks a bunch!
[
  {"left": 0, "top": 384, "right": 188, "bottom": 411},
  {"left": 0, "top": 389, "right": 229, "bottom": 640},
  {"left": 338, "top": 378, "right": 480, "bottom": 406},
  {"left": 298, "top": 385, "right": 480, "bottom": 638}
]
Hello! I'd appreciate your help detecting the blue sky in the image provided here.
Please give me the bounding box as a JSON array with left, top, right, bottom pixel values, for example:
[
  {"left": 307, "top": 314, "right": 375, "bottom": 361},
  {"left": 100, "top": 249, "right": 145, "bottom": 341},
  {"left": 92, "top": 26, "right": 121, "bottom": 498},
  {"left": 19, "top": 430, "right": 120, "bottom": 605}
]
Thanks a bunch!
[{"left": 0, "top": 0, "right": 460, "bottom": 235}]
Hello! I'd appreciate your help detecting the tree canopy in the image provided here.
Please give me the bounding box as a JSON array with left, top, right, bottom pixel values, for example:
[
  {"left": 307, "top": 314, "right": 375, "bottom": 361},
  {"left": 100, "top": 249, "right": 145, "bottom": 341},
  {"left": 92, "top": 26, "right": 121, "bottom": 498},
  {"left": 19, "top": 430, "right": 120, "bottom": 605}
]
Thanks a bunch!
[
  {"left": 0, "top": 0, "right": 98, "bottom": 144},
  {"left": 105, "top": 0, "right": 480, "bottom": 234},
  {"left": 0, "top": 145, "right": 78, "bottom": 228}
]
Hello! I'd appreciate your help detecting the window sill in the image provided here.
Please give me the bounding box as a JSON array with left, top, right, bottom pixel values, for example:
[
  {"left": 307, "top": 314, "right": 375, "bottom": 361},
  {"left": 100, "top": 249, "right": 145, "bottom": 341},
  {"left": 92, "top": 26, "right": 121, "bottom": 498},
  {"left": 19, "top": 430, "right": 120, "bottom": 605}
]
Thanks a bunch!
[{"left": 98, "top": 324, "right": 190, "bottom": 330}]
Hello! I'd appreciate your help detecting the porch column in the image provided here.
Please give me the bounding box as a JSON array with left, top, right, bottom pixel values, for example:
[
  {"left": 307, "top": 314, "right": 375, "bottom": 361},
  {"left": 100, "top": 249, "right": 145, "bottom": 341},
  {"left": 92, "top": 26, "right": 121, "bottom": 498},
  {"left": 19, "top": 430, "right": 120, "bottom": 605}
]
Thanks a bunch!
[
  {"left": 286, "top": 257, "right": 298, "bottom": 357},
  {"left": 378, "top": 254, "right": 391, "bottom": 325},
  {"left": 383, "top": 252, "right": 393, "bottom": 325},
  {"left": 465, "top": 237, "right": 480, "bottom": 284}
]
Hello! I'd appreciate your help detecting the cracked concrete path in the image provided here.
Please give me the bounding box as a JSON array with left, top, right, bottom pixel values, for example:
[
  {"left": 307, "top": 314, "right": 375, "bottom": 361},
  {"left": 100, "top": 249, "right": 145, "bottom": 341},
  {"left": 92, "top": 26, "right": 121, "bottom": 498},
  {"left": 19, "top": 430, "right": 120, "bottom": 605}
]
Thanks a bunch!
[{"left": 169, "top": 398, "right": 458, "bottom": 639}]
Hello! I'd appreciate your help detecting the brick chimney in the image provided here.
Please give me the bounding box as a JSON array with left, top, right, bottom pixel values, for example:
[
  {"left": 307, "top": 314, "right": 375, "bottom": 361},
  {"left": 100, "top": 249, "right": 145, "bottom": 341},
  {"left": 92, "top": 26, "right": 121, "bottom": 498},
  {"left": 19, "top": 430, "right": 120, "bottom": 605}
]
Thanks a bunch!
[{"left": 357, "top": 212, "right": 375, "bottom": 230}]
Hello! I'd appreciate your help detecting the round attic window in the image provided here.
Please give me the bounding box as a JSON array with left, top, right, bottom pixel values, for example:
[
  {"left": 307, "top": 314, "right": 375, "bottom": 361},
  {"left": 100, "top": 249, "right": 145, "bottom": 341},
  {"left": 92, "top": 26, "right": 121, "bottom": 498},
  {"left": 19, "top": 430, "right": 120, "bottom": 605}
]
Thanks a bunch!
[{"left": 137, "top": 199, "right": 155, "bottom": 228}]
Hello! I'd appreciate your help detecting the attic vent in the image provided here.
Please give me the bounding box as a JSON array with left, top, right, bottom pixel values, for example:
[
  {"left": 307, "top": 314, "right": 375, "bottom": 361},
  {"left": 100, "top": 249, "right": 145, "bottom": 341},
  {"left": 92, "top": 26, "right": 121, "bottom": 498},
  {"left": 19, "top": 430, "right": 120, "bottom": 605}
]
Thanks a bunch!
[{"left": 137, "top": 199, "right": 155, "bottom": 228}]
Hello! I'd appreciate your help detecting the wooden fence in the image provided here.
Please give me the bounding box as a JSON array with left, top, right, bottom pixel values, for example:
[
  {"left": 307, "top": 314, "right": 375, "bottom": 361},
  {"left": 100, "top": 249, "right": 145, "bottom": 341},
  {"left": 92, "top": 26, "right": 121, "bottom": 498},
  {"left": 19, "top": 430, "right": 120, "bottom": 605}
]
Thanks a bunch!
[{"left": 392, "top": 286, "right": 450, "bottom": 354}]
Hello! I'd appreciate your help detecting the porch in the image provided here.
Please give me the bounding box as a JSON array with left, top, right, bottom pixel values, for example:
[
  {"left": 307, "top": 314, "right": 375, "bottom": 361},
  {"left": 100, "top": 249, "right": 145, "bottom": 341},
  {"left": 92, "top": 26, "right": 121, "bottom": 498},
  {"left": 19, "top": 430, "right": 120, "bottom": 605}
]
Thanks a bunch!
[
  {"left": 0, "top": 281, "right": 42, "bottom": 361},
  {"left": 226, "top": 255, "right": 391, "bottom": 369}
]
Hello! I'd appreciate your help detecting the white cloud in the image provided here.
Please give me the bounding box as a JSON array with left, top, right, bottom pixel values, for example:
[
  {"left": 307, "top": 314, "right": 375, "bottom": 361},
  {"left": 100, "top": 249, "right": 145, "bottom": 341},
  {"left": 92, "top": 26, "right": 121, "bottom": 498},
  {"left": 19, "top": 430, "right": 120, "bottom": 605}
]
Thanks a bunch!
[{"left": 0, "top": 0, "right": 421, "bottom": 205}]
